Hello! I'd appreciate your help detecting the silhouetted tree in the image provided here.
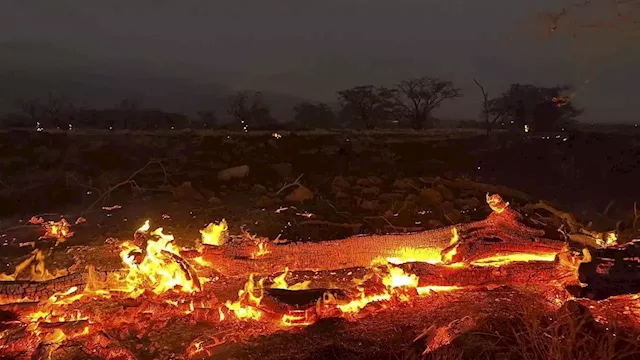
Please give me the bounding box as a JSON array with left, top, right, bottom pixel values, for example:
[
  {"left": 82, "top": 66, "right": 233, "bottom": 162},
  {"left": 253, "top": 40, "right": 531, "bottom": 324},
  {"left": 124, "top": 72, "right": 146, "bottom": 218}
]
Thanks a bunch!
[
  {"left": 226, "top": 90, "right": 275, "bottom": 130},
  {"left": 473, "top": 79, "right": 504, "bottom": 136},
  {"left": 293, "top": 102, "right": 335, "bottom": 129},
  {"left": 486, "top": 84, "right": 582, "bottom": 132},
  {"left": 197, "top": 110, "right": 218, "bottom": 129},
  {"left": 337, "top": 85, "right": 398, "bottom": 129},
  {"left": 42, "top": 92, "right": 75, "bottom": 129},
  {"left": 395, "top": 77, "right": 462, "bottom": 129},
  {"left": 16, "top": 99, "right": 44, "bottom": 125}
]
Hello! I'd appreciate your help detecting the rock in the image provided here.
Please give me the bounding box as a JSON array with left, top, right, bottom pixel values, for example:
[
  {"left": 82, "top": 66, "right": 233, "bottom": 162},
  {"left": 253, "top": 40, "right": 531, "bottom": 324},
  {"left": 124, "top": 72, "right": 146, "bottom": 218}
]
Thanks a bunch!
[
  {"left": 218, "top": 165, "right": 250, "bottom": 181},
  {"left": 335, "top": 191, "right": 350, "bottom": 200},
  {"left": 426, "top": 219, "right": 445, "bottom": 229},
  {"left": 361, "top": 187, "right": 381, "bottom": 197},
  {"left": 442, "top": 208, "right": 462, "bottom": 224},
  {"left": 285, "top": 186, "right": 314, "bottom": 203},
  {"left": 383, "top": 210, "right": 396, "bottom": 219},
  {"left": 271, "top": 163, "right": 293, "bottom": 179},
  {"left": 356, "top": 178, "right": 373, "bottom": 186},
  {"left": 379, "top": 193, "right": 404, "bottom": 202},
  {"left": 332, "top": 176, "right": 350, "bottom": 188},
  {"left": 393, "top": 178, "right": 416, "bottom": 190},
  {"left": 360, "top": 200, "right": 379, "bottom": 211},
  {"left": 434, "top": 184, "right": 454, "bottom": 201},
  {"left": 257, "top": 196, "right": 279, "bottom": 208},
  {"left": 405, "top": 194, "right": 420, "bottom": 204},
  {"left": 455, "top": 197, "right": 481, "bottom": 210},
  {"left": 252, "top": 184, "right": 267, "bottom": 194},
  {"left": 421, "top": 188, "right": 444, "bottom": 205},
  {"left": 369, "top": 177, "right": 384, "bottom": 186},
  {"left": 440, "top": 201, "right": 455, "bottom": 211},
  {"left": 172, "top": 181, "right": 203, "bottom": 200},
  {"left": 208, "top": 196, "right": 223, "bottom": 205}
]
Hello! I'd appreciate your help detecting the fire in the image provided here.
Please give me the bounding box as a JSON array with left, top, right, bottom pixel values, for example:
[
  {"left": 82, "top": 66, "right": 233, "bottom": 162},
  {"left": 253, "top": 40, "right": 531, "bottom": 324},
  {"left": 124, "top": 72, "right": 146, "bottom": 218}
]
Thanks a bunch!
[
  {"left": 486, "top": 193, "right": 509, "bottom": 213},
  {"left": 470, "top": 253, "right": 558, "bottom": 267},
  {"left": 118, "top": 221, "right": 201, "bottom": 296},
  {"left": 200, "top": 220, "right": 228, "bottom": 246},
  {"left": 442, "top": 227, "right": 459, "bottom": 264},
  {"left": 41, "top": 218, "right": 74, "bottom": 245},
  {"left": 0, "top": 249, "right": 68, "bottom": 282},
  {"left": 271, "top": 267, "right": 311, "bottom": 290},
  {"left": 382, "top": 266, "right": 419, "bottom": 288},
  {"left": 224, "top": 274, "right": 264, "bottom": 321},
  {"left": 252, "top": 239, "right": 271, "bottom": 259},
  {"left": 384, "top": 247, "right": 443, "bottom": 265}
]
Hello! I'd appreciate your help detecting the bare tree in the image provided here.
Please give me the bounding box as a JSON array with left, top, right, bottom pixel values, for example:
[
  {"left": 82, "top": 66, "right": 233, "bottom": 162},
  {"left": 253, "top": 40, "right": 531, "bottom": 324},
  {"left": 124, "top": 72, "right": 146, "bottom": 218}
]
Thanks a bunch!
[
  {"left": 395, "top": 77, "right": 462, "bottom": 129},
  {"left": 473, "top": 79, "right": 504, "bottom": 136},
  {"left": 337, "top": 85, "right": 398, "bottom": 129},
  {"left": 540, "top": 0, "right": 640, "bottom": 36},
  {"left": 16, "top": 99, "right": 43, "bottom": 123},
  {"left": 226, "top": 90, "right": 274, "bottom": 130}
]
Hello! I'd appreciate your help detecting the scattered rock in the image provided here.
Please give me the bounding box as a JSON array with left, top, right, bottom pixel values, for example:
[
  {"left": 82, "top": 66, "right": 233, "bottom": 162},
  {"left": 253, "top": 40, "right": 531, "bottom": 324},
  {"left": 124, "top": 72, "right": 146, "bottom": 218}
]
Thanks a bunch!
[
  {"left": 393, "top": 178, "right": 416, "bottom": 190},
  {"left": 421, "top": 188, "right": 444, "bottom": 205},
  {"left": 332, "top": 176, "right": 350, "bottom": 188},
  {"left": 434, "top": 184, "right": 454, "bottom": 201},
  {"left": 172, "top": 181, "right": 203, "bottom": 200},
  {"left": 455, "top": 197, "right": 481, "bottom": 210},
  {"left": 442, "top": 208, "right": 462, "bottom": 224},
  {"left": 360, "top": 200, "right": 379, "bottom": 211},
  {"left": 356, "top": 178, "right": 373, "bottom": 186},
  {"left": 285, "top": 186, "right": 314, "bottom": 203},
  {"left": 208, "top": 196, "right": 222, "bottom": 205},
  {"left": 383, "top": 210, "right": 396, "bottom": 219},
  {"left": 426, "top": 219, "right": 445, "bottom": 229},
  {"left": 379, "top": 193, "right": 404, "bottom": 202},
  {"left": 252, "top": 184, "right": 267, "bottom": 194},
  {"left": 218, "top": 165, "right": 250, "bottom": 181},
  {"left": 335, "top": 191, "right": 350, "bottom": 200},
  {"left": 257, "top": 196, "right": 279, "bottom": 208},
  {"left": 361, "top": 187, "right": 381, "bottom": 197},
  {"left": 369, "top": 177, "right": 384, "bottom": 186},
  {"left": 271, "top": 163, "right": 293, "bottom": 179}
]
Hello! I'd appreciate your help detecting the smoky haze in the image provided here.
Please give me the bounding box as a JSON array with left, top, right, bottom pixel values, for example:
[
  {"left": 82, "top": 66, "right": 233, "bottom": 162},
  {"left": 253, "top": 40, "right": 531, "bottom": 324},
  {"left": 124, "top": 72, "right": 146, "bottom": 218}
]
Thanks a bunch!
[{"left": 1, "top": 0, "right": 638, "bottom": 122}]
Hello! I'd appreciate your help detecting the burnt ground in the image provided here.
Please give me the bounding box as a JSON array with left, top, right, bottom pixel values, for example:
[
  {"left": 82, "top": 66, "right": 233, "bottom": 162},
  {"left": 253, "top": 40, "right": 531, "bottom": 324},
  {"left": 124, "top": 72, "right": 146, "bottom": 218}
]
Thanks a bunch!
[{"left": 1, "top": 129, "right": 640, "bottom": 359}]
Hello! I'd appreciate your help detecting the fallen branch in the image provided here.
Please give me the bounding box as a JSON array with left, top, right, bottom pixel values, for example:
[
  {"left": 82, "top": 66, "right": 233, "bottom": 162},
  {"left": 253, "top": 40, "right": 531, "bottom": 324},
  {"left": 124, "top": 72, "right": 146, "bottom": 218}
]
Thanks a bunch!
[
  {"left": 81, "top": 159, "right": 169, "bottom": 214},
  {"left": 275, "top": 174, "right": 304, "bottom": 196}
]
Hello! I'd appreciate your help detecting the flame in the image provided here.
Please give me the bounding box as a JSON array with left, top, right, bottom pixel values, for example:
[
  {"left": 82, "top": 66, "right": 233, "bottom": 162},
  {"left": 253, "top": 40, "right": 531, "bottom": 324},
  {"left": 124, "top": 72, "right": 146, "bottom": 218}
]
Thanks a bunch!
[
  {"left": 200, "top": 220, "right": 228, "bottom": 246},
  {"left": 486, "top": 194, "right": 509, "bottom": 213},
  {"left": 41, "top": 218, "right": 73, "bottom": 245},
  {"left": 470, "top": 253, "right": 558, "bottom": 267},
  {"left": 384, "top": 247, "right": 443, "bottom": 265},
  {"left": 442, "top": 227, "right": 459, "bottom": 264},
  {"left": 224, "top": 274, "right": 264, "bottom": 321},
  {"left": 118, "top": 221, "right": 200, "bottom": 296},
  {"left": 0, "top": 250, "right": 68, "bottom": 281},
  {"left": 382, "top": 267, "right": 419, "bottom": 288},
  {"left": 271, "top": 267, "right": 311, "bottom": 290},
  {"left": 252, "top": 239, "right": 271, "bottom": 259}
]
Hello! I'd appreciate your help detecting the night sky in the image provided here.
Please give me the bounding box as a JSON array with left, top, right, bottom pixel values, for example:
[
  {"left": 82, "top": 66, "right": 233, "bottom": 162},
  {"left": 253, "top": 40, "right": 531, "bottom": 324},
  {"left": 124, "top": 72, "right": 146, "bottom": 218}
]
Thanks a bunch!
[{"left": 1, "top": 0, "right": 638, "bottom": 122}]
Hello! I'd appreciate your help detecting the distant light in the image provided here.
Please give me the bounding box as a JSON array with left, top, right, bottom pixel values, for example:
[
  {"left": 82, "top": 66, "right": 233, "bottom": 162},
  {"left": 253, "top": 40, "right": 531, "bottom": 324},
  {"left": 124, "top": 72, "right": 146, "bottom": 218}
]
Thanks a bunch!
[
  {"left": 171, "top": 126, "right": 174, "bottom": 130},
  {"left": 109, "top": 126, "right": 113, "bottom": 130},
  {"left": 524, "top": 124, "right": 529, "bottom": 133},
  {"left": 510, "top": 121, "right": 514, "bottom": 124},
  {"left": 272, "top": 132, "right": 282, "bottom": 139}
]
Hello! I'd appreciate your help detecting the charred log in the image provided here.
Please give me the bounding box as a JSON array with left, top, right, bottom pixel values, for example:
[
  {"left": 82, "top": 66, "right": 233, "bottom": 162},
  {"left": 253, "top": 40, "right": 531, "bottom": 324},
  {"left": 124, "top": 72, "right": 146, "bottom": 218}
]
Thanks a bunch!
[{"left": 573, "top": 240, "right": 640, "bottom": 300}]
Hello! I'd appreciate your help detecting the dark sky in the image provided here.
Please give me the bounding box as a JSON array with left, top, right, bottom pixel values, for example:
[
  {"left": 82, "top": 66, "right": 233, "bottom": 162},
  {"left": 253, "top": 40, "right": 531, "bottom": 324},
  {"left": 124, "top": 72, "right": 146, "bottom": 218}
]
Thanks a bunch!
[{"left": 2, "top": 0, "right": 638, "bottom": 122}]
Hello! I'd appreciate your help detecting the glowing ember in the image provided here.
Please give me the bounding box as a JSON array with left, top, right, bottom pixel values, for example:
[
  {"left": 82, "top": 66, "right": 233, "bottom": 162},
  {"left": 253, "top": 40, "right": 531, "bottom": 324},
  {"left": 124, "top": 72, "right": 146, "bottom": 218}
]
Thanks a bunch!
[
  {"left": 470, "top": 253, "right": 558, "bottom": 267},
  {"left": 486, "top": 193, "right": 509, "bottom": 213},
  {"left": 41, "top": 218, "right": 74, "bottom": 245},
  {"left": 200, "top": 220, "right": 228, "bottom": 246},
  {"left": 118, "top": 221, "right": 201, "bottom": 296},
  {"left": 252, "top": 239, "right": 271, "bottom": 259},
  {"left": 0, "top": 249, "right": 68, "bottom": 282},
  {"left": 270, "top": 267, "right": 311, "bottom": 290},
  {"left": 224, "top": 274, "right": 264, "bottom": 321}
]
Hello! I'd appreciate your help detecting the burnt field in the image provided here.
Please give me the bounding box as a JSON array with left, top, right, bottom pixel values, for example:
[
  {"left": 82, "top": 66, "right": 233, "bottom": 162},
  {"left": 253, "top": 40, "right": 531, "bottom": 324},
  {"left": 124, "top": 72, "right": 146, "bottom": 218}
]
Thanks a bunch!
[{"left": 1, "top": 129, "right": 640, "bottom": 360}]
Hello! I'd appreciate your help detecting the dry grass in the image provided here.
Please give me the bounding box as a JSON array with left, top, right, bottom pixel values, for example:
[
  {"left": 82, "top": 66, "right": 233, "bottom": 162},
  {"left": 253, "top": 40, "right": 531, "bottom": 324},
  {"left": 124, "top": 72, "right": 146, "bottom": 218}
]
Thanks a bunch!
[{"left": 409, "top": 301, "right": 640, "bottom": 360}]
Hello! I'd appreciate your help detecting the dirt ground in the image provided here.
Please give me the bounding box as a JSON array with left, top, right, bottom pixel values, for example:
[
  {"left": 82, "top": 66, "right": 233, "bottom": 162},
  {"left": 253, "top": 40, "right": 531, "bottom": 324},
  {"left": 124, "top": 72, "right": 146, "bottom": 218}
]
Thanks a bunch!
[{"left": 1, "top": 129, "right": 640, "bottom": 359}]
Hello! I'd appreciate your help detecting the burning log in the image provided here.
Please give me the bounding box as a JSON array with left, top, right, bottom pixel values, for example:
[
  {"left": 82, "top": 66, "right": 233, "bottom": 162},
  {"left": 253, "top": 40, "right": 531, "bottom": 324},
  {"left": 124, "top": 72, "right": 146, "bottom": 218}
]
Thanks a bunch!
[
  {"left": 571, "top": 240, "right": 640, "bottom": 300},
  {"left": 0, "top": 270, "right": 110, "bottom": 304}
]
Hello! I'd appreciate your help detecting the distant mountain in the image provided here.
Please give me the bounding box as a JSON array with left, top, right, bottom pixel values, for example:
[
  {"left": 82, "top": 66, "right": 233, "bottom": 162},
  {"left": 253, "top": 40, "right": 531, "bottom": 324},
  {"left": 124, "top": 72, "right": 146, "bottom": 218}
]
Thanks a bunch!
[{"left": 0, "top": 42, "right": 307, "bottom": 122}]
